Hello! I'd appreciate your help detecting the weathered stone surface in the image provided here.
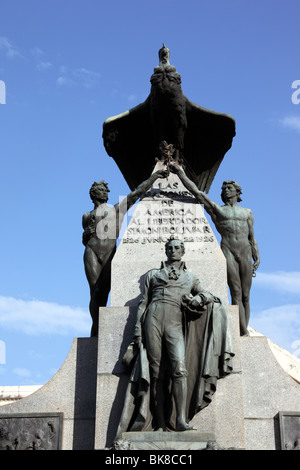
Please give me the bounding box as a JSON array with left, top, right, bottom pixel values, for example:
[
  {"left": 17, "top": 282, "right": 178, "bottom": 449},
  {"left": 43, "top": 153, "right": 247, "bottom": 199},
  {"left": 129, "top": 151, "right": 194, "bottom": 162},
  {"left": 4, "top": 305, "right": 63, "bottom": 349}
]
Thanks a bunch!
[
  {"left": 115, "top": 431, "right": 217, "bottom": 450},
  {"left": 241, "top": 335, "right": 300, "bottom": 450},
  {"left": 97, "top": 307, "right": 136, "bottom": 376},
  {"left": 249, "top": 327, "right": 300, "bottom": 384},
  {"left": 95, "top": 373, "right": 129, "bottom": 449}
]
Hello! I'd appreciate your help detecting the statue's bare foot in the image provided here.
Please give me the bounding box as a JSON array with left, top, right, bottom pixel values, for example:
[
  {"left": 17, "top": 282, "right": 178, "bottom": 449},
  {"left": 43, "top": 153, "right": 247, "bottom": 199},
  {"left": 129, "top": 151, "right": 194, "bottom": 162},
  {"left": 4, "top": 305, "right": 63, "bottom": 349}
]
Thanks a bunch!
[{"left": 176, "top": 422, "right": 197, "bottom": 432}]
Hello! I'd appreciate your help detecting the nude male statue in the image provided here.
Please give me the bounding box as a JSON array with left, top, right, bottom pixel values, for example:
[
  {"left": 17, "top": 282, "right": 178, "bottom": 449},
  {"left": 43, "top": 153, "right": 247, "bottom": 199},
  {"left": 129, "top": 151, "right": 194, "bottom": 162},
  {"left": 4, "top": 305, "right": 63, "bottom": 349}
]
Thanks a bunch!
[
  {"left": 82, "top": 169, "right": 168, "bottom": 336},
  {"left": 169, "top": 163, "right": 260, "bottom": 336}
]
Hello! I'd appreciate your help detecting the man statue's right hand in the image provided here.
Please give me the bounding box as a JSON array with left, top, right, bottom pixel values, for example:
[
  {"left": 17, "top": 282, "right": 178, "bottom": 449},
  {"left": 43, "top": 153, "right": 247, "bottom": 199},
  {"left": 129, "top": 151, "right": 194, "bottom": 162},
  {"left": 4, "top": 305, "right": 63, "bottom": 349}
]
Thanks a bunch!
[{"left": 133, "top": 335, "right": 142, "bottom": 348}]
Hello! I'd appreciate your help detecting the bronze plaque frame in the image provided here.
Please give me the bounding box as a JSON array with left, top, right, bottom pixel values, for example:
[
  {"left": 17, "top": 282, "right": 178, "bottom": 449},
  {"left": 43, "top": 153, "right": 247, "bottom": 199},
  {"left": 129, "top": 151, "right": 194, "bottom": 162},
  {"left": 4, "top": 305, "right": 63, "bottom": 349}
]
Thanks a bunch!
[
  {"left": 279, "top": 411, "right": 300, "bottom": 450},
  {"left": 0, "top": 412, "right": 63, "bottom": 450}
]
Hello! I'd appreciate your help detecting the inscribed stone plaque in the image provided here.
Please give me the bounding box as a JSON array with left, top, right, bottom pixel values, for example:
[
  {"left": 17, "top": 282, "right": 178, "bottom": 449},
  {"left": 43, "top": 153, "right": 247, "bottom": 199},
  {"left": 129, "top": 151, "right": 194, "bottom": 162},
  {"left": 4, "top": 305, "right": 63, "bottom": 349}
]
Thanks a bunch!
[{"left": 0, "top": 412, "right": 63, "bottom": 450}]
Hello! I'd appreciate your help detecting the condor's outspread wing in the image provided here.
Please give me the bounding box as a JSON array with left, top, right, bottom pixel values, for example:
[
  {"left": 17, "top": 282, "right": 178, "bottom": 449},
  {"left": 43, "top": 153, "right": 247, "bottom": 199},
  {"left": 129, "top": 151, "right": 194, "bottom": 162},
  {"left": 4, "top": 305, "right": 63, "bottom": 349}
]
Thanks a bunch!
[
  {"left": 183, "top": 98, "right": 236, "bottom": 192},
  {"left": 103, "top": 99, "right": 154, "bottom": 191}
]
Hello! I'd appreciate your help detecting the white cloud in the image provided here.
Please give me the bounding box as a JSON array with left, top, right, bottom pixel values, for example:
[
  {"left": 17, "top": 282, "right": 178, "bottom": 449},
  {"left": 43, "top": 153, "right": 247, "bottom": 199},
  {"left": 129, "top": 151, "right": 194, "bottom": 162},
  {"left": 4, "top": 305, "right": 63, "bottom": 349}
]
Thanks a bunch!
[
  {"left": 0, "top": 296, "right": 90, "bottom": 336},
  {"left": 278, "top": 116, "right": 300, "bottom": 134},
  {"left": 253, "top": 271, "right": 300, "bottom": 353},
  {"left": 57, "top": 65, "right": 100, "bottom": 88},
  {"left": 72, "top": 68, "right": 100, "bottom": 88},
  {"left": 13, "top": 368, "right": 31, "bottom": 378},
  {"left": 56, "top": 75, "right": 75, "bottom": 87},
  {"left": 37, "top": 61, "right": 53, "bottom": 71},
  {"left": 251, "top": 303, "right": 300, "bottom": 354},
  {"left": 255, "top": 271, "right": 300, "bottom": 296},
  {"left": 31, "top": 47, "right": 52, "bottom": 70},
  {"left": 128, "top": 94, "right": 138, "bottom": 102},
  {"left": 0, "top": 37, "right": 22, "bottom": 58},
  {"left": 59, "top": 65, "right": 68, "bottom": 75},
  {"left": 30, "top": 47, "right": 44, "bottom": 59}
]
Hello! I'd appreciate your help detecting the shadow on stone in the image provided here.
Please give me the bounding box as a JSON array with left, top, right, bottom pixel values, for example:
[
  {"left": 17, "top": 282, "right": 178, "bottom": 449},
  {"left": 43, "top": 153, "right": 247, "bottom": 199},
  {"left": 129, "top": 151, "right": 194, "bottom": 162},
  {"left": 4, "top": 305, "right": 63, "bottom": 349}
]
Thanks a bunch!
[
  {"left": 72, "top": 337, "right": 98, "bottom": 450},
  {"left": 104, "top": 306, "right": 139, "bottom": 448},
  {"left": 105, "top": 375, "right": 131, "bottom": 448}
]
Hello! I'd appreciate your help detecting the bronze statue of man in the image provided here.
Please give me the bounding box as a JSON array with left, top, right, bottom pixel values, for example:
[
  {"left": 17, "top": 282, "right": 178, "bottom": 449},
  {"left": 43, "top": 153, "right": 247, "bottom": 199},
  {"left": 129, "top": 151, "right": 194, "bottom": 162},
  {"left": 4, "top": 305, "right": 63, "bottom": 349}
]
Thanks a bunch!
[
  {"left": 169, "top": 163, "right": 260, "bottom": 336},
  {"left": 116, "top": 237, "right": 234, "bottom": 435},
  {"left": 82, "top": 169, "right": 168, "bottom": 336}
]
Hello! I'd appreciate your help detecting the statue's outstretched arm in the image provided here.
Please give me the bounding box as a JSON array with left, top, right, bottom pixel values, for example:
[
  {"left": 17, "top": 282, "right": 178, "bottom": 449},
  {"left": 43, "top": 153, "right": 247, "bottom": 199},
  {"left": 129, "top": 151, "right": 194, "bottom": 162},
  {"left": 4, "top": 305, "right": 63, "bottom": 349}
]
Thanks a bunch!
[
  {"left": 117, "top": 169, "right": 168, "bottom": 216},
  {"left": 169, "top": 164, "right": 218, "bottom": 216}
]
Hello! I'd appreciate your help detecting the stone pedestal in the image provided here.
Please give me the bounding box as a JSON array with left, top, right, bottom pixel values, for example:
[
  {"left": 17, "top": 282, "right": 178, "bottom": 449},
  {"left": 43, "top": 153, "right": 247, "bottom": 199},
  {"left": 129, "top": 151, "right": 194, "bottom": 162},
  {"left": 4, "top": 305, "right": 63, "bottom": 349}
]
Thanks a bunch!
[
  {"left": 241, "top": 336, "right": 300, "bottom": 450},
  {"left": 115, "top": 431, "right": 217, "bottom": 450}
]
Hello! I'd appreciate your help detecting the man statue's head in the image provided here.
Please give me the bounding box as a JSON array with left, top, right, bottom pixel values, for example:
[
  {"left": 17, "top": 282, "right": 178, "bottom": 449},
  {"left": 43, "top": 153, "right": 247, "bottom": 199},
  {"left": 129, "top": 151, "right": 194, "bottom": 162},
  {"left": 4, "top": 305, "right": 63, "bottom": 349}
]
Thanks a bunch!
[
  {"left": 165, "top": 236, "right": 185, "bottom": 262},
  {"left": 221, "top": 180, "right": 242, "bottom": 203},
  {"left": 89, "top": 181, "right": 110, "bottom": 203}
]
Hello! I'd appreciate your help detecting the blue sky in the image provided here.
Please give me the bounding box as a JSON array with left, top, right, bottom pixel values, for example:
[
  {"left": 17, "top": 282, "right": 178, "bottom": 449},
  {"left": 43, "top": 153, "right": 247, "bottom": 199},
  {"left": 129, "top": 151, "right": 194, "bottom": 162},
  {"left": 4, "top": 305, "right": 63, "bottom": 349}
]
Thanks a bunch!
[{"left": 0, "top": 0, "right": 300, "bottom": 385}]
